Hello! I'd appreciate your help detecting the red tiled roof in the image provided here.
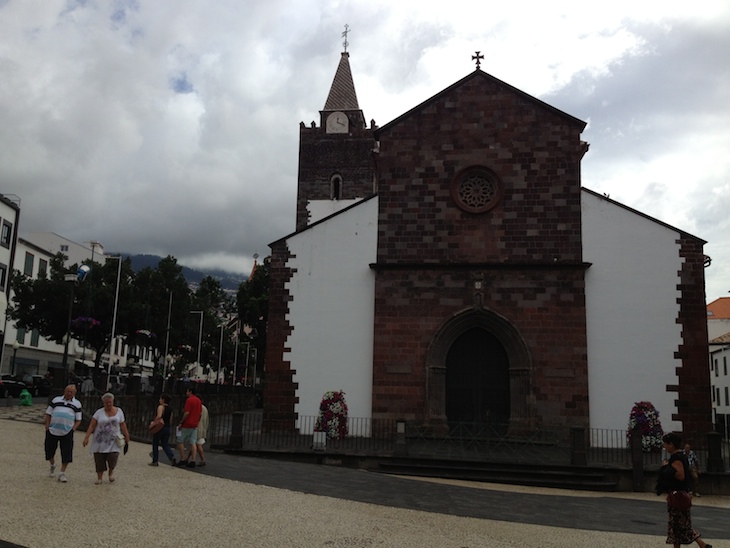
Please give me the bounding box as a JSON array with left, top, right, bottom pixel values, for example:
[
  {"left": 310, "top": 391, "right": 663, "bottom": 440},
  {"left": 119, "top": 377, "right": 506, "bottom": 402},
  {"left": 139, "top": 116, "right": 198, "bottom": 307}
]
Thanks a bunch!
[
  {"left": 707, "top": 297, "right": 730, "bottom": 319},
  {"left": 710, "top": 332, "right": 730, "bottom": 344}
]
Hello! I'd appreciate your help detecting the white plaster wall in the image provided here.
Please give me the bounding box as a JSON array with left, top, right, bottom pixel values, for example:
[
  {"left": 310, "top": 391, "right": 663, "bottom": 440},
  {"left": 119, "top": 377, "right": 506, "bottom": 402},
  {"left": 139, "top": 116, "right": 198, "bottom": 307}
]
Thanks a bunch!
[
  {"left": 25, "top": 232, "right": 100, "bottom": 267},
  {"left": 709, "top": 347, "right": 730, "bottom": 418},
  {"left": 6, "top": 240, "right": 64, "bottom": 355},
  {"left": 284, "top": 198, "right": 378, "bottom": 430},
  {"left": 707, "top": 319, "right": 730, "bottom": 340},
  {"left": 307, "top": 199, "right": 361, "bottom": 225},
  {"left": 582, "top": 191, "right": 683, "bottom": 433}
]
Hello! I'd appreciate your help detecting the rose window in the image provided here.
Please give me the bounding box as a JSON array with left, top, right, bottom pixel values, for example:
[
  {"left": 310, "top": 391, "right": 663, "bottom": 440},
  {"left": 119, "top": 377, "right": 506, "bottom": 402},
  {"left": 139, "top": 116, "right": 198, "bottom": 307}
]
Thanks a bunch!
[{"left": 451, "top": 167, "right": 502, "bottom": 213}]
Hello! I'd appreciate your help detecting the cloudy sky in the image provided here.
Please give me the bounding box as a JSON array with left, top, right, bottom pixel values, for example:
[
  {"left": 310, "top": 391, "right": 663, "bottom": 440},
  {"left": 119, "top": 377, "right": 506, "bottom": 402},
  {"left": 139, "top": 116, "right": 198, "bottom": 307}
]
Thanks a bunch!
[{"left": 1, "top": 1, "right": 729, "bottom": 300}]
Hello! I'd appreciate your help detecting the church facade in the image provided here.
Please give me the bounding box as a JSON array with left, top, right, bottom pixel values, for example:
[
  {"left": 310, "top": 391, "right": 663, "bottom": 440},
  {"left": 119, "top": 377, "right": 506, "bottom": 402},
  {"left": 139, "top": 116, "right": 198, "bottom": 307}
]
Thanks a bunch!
[{"left": 264, "top": 52, "right": 713, "bottom": 441}]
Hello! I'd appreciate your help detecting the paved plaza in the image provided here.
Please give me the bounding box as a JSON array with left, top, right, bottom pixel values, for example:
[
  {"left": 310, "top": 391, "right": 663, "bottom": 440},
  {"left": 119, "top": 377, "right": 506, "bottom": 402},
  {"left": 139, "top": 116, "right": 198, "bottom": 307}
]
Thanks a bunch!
[{"left": 1, "top": 403, "right": 728, "bottom": 547}]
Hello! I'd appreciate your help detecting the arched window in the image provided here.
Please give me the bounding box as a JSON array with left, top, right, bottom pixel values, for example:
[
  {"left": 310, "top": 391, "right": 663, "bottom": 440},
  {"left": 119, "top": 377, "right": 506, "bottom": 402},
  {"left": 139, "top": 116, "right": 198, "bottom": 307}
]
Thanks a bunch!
[{"left": 331, "top": 174, "right": 342, "bottom": 200}]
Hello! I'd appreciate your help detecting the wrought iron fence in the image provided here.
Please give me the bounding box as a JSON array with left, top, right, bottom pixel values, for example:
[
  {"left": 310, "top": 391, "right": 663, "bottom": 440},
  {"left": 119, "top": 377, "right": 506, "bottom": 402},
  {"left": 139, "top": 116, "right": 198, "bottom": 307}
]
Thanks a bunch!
[
  {"left": 233, "top": 412, "right": 396, "bottom": 454},
  {"left": 587, "top": 428, "right": 664, "bottom": 467},
  {"left": 75, "top": 396, "right": 730, "bottom": 470}
]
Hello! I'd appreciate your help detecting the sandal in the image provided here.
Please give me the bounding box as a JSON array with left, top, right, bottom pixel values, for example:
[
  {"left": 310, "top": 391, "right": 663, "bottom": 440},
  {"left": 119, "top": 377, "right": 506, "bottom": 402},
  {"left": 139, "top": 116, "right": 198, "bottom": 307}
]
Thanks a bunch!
[{"left": 94, "top": 479, "right": 102, "bottom": 485}]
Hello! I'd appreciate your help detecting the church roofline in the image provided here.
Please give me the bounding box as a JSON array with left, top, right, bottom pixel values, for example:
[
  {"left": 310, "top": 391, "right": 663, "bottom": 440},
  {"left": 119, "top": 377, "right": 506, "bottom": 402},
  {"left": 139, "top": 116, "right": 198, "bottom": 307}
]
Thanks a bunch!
[
  {"left": 581, "top": 187, "right": 706, "bottom": 244},
  {"left": 269, "top": 194, "right": 378, "bottom": 248},
  {"left": 375, "top": 69, "right": 587, "bottom": 136}
]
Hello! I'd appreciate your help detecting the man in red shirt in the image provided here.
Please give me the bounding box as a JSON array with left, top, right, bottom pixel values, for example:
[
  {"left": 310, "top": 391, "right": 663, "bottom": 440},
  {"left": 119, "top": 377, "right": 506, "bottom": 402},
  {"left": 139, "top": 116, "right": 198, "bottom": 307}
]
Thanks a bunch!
[{"left": 176, "top": 386, "right": 203, "bottom": 468}]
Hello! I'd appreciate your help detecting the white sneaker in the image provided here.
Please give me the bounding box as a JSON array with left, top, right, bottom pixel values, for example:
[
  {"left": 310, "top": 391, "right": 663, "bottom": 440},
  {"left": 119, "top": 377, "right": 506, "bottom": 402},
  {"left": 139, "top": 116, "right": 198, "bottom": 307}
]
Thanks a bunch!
[
  {"left": 49, "top": 465, "right": 56, "bottom": 478},
  {"left": 58, "top": 473, "right": 67, "bottom": 483}
]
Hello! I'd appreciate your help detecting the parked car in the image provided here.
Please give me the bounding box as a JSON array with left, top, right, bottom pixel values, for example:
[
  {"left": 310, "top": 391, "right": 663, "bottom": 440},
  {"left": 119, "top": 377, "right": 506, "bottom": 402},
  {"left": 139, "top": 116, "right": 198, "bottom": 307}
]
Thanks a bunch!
[
  {"left": 28, "top": 375, "right": 52, "bottom": 397},
  {"left": 0, "top": 374, "right": 28, "bottom": 398}
]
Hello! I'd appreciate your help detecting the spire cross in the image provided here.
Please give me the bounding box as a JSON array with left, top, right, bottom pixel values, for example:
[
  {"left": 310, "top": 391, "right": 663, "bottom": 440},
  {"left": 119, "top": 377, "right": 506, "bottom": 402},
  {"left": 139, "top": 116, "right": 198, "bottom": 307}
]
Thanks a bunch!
[
  {"left": 342, "top": 24, "right": 350, "bottom": 52},
  {"left": 472, "top": 51, "right": 484, "bottom": 70}
]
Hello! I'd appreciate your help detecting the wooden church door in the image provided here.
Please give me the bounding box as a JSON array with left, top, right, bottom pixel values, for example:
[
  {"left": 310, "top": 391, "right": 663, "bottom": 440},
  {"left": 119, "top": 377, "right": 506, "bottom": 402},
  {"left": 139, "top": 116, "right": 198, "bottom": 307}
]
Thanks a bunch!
[{"left": 445, "top": 327, "right": 510, "bottom": 427}]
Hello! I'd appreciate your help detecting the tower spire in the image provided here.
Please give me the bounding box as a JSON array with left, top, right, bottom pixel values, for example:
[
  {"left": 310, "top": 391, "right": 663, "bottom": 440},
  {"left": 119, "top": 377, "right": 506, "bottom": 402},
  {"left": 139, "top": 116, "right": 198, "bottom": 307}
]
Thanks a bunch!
[{"left": 323, "top": 50, "right": 360, "bottom": 112}]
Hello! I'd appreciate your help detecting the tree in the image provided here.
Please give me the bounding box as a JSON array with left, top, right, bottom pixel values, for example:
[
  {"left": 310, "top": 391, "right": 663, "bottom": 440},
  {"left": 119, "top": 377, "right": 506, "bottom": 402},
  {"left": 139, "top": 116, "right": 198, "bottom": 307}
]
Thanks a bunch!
[
  {"left": 125, "top": 256, "right": 192, "bottom": 374},
  {"left": 237, "top": 257, "right": 269, "bottom": 383},
  {"left": 9, "top": 254, "right": 136, "bottom": 370},
  {"left": 189, "top": 276, "right": 235, "bottom": 378}
]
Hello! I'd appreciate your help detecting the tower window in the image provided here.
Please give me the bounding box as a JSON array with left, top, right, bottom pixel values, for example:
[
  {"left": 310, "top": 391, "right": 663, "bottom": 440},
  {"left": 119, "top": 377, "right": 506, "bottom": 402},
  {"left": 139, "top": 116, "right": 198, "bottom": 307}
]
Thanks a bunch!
[{"left": 331, "top": 174, "right": 343, "bottom": 200}]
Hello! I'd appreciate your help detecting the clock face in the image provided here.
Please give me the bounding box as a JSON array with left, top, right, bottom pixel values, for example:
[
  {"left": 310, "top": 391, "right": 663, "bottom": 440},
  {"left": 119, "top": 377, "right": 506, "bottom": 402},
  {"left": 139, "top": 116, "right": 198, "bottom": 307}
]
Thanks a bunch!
[{"left": 326, "top": 111, "right": 349, "bottom": 134}]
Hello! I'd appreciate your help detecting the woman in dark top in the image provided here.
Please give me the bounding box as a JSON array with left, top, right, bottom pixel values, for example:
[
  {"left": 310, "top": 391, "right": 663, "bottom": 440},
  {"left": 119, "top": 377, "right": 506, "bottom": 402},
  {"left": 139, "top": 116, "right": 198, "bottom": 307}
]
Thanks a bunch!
[
  {"left": 149, "top": 393, "right": 175, "bottom": 466},
  {"left": 660, "top": 433, "right": 712, "bottom": 548}
]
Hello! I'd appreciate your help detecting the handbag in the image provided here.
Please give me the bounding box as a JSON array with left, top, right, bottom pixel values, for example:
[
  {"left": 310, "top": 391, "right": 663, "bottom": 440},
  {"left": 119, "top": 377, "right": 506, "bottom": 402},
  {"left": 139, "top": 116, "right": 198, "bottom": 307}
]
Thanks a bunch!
[
  {"left": 149, "top": 417, "right": 164, "bottom": 434},
  {"left": 115, "top": 431, "right": 126, "bottom": 448},
  {"left": 667, "top": 490, "right": 692, "bottom": 510}
]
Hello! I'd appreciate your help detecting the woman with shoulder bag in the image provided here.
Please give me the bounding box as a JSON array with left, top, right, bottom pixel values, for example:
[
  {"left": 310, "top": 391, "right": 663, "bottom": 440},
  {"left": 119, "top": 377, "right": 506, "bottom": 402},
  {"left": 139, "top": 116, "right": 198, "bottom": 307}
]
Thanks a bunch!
[
  {"left": 149, "top": 393, "right": 175, "bottom": 466},
  {"left": 82, "top": 392, "right": 130, "bottom": 484},
  {"left": 659, "top": 433, "right": 712, "bottom": 548}
]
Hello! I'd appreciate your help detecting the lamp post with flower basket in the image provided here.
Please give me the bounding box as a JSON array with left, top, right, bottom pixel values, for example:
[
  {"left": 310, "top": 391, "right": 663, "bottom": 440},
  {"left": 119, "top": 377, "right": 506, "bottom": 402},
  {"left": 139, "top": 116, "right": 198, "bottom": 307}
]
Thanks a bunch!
[{"left": 59, "top": 265, "right": 91, "bottom": 386}]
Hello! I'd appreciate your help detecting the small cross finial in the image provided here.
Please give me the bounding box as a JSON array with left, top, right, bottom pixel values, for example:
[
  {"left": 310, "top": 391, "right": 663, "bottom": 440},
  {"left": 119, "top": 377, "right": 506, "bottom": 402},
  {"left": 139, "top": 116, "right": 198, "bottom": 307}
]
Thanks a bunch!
[
  {"left": 472, "top": 51, "right": 484, "bottom": 70},
  {"left": 342, "top": 24, "right": 350, "bottom": 52}
]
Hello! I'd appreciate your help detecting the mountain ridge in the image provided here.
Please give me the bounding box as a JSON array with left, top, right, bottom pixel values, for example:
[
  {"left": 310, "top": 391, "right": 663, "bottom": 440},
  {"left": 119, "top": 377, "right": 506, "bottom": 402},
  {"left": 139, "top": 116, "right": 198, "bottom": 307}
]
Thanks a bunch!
[{"left": 117, "top": 253, "right": 246, "bottom": 291}]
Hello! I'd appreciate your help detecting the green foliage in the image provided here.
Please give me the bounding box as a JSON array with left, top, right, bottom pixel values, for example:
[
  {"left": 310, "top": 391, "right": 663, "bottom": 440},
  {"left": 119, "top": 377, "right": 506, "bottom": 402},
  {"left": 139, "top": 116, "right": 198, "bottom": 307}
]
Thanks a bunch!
[
  {"left": 236, "top": 257, "right": 269, "bottom": 380},
  {"left": 8, "top": 253, "right": 250, "bottom": 378}
]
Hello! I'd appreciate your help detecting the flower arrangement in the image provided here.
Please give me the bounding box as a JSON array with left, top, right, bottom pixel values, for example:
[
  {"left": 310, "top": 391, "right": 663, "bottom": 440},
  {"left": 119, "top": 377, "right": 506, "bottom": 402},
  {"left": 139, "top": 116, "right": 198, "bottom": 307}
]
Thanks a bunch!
[
  {"left": 626, "top": 401, "right": 663, "bottom": 452},
  {"left": 315, "top": 390, "right": 348, "bottom": 439},
  {"left": 71, "top": 316, "right": 100, "bottom": 330}
]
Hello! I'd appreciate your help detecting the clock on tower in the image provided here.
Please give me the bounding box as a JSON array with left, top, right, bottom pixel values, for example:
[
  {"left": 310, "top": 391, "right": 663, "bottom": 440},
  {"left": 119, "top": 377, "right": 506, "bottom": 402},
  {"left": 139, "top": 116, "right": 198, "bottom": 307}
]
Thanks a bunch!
[{"left": 326, "top": 111, "right": 349, "bottom": 134}]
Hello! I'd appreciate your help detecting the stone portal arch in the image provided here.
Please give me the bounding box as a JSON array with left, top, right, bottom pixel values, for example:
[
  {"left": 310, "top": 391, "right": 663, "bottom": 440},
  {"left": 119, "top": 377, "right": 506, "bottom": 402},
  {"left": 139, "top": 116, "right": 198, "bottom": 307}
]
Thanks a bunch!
[{"left": 425, "top": 308, "right": 534, "bottom": 432}]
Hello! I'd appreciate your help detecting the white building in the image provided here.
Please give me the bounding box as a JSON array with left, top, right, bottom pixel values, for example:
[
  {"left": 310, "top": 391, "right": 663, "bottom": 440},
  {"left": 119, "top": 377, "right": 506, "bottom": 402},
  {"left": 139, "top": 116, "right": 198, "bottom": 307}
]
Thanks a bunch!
[{"left": 0, "top": 194, "right": 21, "bottom": 374}]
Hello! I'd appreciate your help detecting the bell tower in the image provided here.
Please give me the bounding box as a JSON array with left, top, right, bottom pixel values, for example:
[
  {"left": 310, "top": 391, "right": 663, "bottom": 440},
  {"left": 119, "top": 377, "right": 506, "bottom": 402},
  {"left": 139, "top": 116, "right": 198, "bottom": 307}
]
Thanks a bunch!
[{"left": 295, "top": 48, "right": 377, "bottom": 231}]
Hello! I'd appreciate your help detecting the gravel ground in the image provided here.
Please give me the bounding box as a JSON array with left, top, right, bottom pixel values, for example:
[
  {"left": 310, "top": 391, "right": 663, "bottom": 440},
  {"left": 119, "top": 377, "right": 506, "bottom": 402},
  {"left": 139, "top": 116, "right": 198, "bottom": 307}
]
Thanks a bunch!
[{"left": 0, "top": 419, "right": 712, "bottom": 548}]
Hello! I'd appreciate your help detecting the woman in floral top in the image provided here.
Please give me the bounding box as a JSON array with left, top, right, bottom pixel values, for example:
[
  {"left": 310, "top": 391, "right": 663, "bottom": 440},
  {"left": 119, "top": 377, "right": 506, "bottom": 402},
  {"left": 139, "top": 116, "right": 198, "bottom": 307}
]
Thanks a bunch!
[{"left": 83, "top": 392, "right": 130, "bottom": 484}]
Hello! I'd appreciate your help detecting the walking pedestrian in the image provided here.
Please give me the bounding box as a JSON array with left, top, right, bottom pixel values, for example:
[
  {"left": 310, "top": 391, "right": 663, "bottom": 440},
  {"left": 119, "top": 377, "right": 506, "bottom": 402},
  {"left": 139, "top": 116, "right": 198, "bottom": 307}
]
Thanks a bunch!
[
  {"left": 44, "top": 384, "right": 82, "bottom": 483},
  {"left": 684, "top": 442, "right": 701, "bottom": 496},
  {"left": 186, "top": 402, "right": 208, "bottom": 466},
  {"left": 82, "top": 392, "right": 130, "bottom": 484},
  {"left": 149, "top": 393, "right": 175, "bottom": 466},
  {"left": 658, "top": 433, "right": 712, "bottom": 548},
  {"left": 175, "top": 385, "right": 202, "bottom": 468}
]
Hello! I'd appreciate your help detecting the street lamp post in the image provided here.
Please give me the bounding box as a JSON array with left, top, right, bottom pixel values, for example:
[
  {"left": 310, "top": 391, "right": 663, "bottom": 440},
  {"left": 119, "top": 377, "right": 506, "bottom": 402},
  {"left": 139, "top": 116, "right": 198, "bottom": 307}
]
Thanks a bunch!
[
  {"left": 11, "top": 340, "right": 19, "bottom": 377},
  {"left": 59, "top": 265, "right": 91, "bottom": 387},
  {"left": 190, "top": 310, "right": 203, "bottom": 373},
  {"left": 217, "top": 324, "right": 224, "bottom": 389},
  {"left": 106, "top": 256, "right": 122, "bottom": 390}
]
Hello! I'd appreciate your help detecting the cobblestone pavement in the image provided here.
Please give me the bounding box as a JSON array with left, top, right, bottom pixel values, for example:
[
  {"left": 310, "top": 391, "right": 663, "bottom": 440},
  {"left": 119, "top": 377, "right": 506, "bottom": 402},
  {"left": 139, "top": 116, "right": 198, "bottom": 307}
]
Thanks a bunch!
[{"left": 2, "top": 402, "right": 728, "bottom": 547}]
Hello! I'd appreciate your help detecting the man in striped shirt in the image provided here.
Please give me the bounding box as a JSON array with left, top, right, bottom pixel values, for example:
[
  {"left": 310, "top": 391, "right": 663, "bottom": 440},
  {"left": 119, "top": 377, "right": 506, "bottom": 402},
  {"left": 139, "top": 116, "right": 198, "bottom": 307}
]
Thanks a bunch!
[{"left": 45, "top": 384, "right": 82, "bottom": 483}]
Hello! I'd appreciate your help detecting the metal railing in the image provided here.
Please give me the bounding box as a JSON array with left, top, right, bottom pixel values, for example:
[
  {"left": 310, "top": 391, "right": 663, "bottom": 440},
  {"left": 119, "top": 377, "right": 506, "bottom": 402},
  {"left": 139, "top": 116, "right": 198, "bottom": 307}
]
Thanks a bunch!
[
  {"left": 74, "top": 396, "right": 730, "bottom": 472},
  {"left": 232, "top": 412, "right": 396, "bottom": 454}
]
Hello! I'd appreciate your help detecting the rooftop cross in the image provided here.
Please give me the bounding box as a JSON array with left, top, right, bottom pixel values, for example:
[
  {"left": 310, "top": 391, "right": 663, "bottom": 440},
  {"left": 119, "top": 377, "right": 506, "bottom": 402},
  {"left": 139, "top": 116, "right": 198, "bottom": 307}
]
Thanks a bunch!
[
  {"left": 472, "top": 51, "right": 484, "bottom": 70},
  {"left": 342, "top": 24, "right": 350, "bottom": 52}
]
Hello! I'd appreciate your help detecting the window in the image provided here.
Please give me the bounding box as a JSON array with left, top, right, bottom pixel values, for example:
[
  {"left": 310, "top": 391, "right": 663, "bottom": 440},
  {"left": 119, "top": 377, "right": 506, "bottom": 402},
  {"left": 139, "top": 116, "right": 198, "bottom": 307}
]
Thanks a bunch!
[
  {"left": 38, "top": 259, "right": 48, "bottom": 277},
  {"left": 450, "top": 166, "right": 504, "bottom": 214},
  {"left": 60, "top": 244, "right": 68, "bottom": 252},
  {"left": 15, "top": 328, "right": 26, "bottom": 344},
  {"left": 331, "top": 174, "right": 342, "bottom": 200},
  {"left": 725, "top": 357, "right": 728, "bottom": 376},
  {"left": 23, "top": 252, "right": 34, "bottom": 276},
  {"left": 0, "top": 220, "right": 11, "bottom": 248},
  {"left": 725, "top": 386, "right": 730, "bottom": 406},
  {"left": 0, "top": 263, "right": 6, "bottom": 292},
  {"left": 30, "top": 329, "right": 40, "bottom": 347}
]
